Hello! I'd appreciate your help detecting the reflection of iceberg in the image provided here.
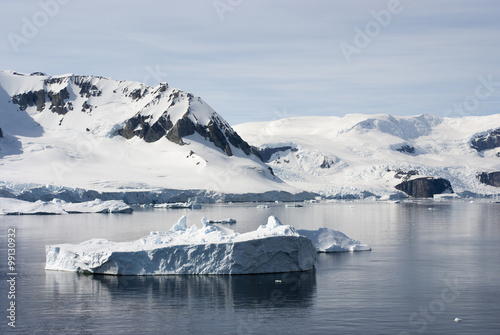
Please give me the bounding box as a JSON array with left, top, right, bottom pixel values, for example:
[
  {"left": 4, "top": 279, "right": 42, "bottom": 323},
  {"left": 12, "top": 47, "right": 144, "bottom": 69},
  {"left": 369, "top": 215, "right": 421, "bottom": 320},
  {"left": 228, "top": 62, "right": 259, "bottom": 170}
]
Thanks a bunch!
[
  {"left": 45, "top": 216, "right": 316, "bottom": 275},
  {"left": 42, "top": 270, "right": 316, "bottom": 334},
  {"left": 44, "top": 269, "right": 316, "bottom": 312}
]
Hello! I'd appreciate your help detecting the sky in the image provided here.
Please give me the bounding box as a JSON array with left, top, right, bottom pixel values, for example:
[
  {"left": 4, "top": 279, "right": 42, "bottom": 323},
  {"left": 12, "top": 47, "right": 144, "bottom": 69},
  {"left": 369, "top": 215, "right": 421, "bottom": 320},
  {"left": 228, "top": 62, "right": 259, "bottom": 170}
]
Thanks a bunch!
[{"left": 1, "top": 0, "right": 500, "bottom": 125}]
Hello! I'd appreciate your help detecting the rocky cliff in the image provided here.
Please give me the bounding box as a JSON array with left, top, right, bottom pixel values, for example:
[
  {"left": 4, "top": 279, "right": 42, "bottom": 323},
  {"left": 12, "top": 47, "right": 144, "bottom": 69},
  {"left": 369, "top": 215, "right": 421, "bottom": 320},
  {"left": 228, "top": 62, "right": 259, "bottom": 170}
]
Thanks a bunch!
[{"left": 395, "top": 177, "right": 454, "bottom": 198}]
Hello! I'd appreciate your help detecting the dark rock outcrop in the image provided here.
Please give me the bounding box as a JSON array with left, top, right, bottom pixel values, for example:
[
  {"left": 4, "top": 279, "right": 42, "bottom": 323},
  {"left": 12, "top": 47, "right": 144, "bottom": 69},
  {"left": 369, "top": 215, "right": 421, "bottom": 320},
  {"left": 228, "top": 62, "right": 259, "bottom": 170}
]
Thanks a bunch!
[
  {"left": 78, "top": 81, "right": 101, "bottom": 98},
  {"left": 47, "top": 88, "right": 70, "bottom": 115},
  {"left": 119, "top": 107, "right": 262, "bottom": 158},
  {"left": 0, "top": 127, "right": 3, "bottom": 138},
  {"left": 477, "top": 172, "right": 500, "bottom": 187},
  {"left": 395, "top": 177, "right": 454, "bottom": 198},
  {"left": 396, "top": 144, "right": 415, "bottom": 154},
  {"left": 119, "top": 114, "right": 174, "bottom": 143},
  {"left": 11, "top": 90, "right": 46, "bottom": 111},
  {"left": 471, "top": 128, "right": 500, "bottom": 151},
  {"left": 166, "top": 114, "right": 195, "bottom": 145},
  {"left": 392, "top": 169, "right": 419, "bottom": 181},
  {"left": 320, "top": 156, "right": 335, "bottom": 169},
  {"left": 257, "top": 146, "right": 298, "bottom": 162},
  {"left": 165, "top": 112, "right": 260, "bottom": 158},
  {"left": 30, "top": 72, "right": 46, "bottom": 76}
]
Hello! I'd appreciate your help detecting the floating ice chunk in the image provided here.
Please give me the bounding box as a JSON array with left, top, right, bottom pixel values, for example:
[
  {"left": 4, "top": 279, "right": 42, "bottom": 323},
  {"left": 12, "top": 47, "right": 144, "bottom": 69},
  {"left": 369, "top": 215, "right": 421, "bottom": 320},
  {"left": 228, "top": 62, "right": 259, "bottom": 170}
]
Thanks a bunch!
[
  {"left": 0, "top": 197, "right": 132, "bottom": 215},
  {"left": 298, "top": 228, "right": 371, "bottom": 252}
]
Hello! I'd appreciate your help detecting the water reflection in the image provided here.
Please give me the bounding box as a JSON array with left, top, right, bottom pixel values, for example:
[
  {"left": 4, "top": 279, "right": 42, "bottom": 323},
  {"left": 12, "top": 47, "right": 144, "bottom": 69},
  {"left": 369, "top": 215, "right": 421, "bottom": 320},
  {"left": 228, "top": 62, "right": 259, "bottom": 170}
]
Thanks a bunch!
[{"left": 45, "top": 270, "right": 316, "bottom": 309}]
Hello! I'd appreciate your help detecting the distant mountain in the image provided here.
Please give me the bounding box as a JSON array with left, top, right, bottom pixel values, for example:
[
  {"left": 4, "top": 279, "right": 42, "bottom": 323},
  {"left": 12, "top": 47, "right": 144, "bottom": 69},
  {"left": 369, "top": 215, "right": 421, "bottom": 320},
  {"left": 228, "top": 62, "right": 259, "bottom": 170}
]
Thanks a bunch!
[
  {"left": 1, "top": 70, "right": 498, "bottom": 201},
  {"left": 235, "top": 114, "right": 500, "bottom": 198},
  {"left": 0, "top": 70, "right": 290, "bottom": 196}
]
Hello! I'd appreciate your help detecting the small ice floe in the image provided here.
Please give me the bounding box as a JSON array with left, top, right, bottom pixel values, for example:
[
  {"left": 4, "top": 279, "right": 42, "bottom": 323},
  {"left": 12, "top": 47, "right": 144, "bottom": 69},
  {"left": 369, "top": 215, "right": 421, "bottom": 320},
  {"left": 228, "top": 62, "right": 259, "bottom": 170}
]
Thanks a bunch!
[
  {"left": 256, "top": 204, "right": 269, "bottom": 209},
  {"left": 297, "top": 228, "right": 371, "bottom": 252},
  {"left": 454, "top": 318, "right": 463, "bottom": 322},
  {"left": 207, "top": 218, "right": 237, "bottom": 224},
  {"left": 0, "top": 197, "right": 132, "bottom": 215},
  {"left": 154, "top": 202, "right": 201, "bottom": 209}
]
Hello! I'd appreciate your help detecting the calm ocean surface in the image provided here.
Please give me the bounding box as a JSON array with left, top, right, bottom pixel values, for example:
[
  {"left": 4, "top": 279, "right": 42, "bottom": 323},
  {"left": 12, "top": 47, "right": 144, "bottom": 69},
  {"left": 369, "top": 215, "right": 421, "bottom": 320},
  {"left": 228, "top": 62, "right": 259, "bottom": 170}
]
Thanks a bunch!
[{"left": 1, "top": 200, "right": 499, "bottom": 334}]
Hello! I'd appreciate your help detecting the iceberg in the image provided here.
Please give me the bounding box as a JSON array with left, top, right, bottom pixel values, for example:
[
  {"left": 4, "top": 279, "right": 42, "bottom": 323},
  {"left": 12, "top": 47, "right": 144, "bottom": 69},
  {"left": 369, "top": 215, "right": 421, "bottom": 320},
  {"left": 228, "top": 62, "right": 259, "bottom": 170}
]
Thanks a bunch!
[
  {"left": 298, "top": 228, "right": 372, "bottom": 252},
  {"left": 45, "top": 216, "right": 316, "bottom": 275},
  {"left": 0, "top": 197, "right": 133, "bottom": 215}
]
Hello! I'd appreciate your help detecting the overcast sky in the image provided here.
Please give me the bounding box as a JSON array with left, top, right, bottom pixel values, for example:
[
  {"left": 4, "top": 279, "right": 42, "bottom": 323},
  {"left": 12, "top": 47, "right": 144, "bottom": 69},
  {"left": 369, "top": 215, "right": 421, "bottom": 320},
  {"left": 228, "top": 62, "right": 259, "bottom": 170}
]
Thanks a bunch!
[{"left": 1, "top": 0, "right": 499, "bottom": 124}]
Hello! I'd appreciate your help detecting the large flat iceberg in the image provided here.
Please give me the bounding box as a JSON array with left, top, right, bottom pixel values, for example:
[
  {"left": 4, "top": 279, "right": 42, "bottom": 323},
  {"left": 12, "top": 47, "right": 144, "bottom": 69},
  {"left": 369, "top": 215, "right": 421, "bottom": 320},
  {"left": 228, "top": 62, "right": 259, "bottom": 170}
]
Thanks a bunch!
[
  {"left": 45, "top": 216, "right": 316, "bottom": 275},
  {"left": 0, "top": 198, "right": 133, "bottom": 215}
]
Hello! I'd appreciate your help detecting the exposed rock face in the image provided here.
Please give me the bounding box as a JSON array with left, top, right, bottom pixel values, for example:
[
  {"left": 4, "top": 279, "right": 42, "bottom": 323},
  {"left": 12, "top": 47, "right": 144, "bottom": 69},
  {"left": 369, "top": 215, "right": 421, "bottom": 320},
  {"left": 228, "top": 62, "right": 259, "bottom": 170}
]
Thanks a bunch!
[
  {"left": 47, "top": 87, "right": 70, "bottom": 115},
  {"left": 395, "top": 144, "right": 416, "bottom": 155},
  {"left": 471, "top": 128, "right": 500, "bottom": 151},
  {"left": 163, "top": 112, "right": 261, "bottom": 157},
  {"left": 392, "top": 169, "right": 419, "bottom": 181},
  {"left": 0, "top": 127, "right": 3, "bottom": 138},
  {"left": 395, "top": 177, "right": 454, "bottom": 198},
  {"left": 477, "top": 172, "right": 500, "bottom": 187},
  {"left": 320, "top": 156, "right": 335, "bottom": 169},
  {"left": 165, "top": 113, "right": 195, "bottom": 145},
  {"left": 11, "top": 90, "right": 46, "bottom": 111},
  {"left": 119, "top": 114, "right": 174, "bottom": 143},
  {"left": 257, "top": 146, "right": 298, "bottom": 162}
]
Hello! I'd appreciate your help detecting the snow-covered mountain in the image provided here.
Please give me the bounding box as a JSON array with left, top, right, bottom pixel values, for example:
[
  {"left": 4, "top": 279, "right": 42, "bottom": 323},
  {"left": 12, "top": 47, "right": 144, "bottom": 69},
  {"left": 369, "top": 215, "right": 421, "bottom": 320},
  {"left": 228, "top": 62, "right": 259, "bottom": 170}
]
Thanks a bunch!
[
  {"left": 0, "top": 70, "right": 293, "bottom": 197},
  {"left": 1, "top": 70, "right": 498, "bottom": 201},
  {"left": 235, "top": 114, "right": 500, "bottom": 198}
]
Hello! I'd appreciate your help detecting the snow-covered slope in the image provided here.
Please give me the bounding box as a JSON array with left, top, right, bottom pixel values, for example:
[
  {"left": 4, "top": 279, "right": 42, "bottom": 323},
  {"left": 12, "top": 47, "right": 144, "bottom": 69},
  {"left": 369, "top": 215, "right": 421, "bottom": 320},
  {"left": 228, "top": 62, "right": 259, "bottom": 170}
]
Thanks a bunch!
[
  {"left": 0, "top": 70, "right": 292, "bottom": 195},
  {"left": 234, "top": 114, "right": 500, "bottom": 197}
]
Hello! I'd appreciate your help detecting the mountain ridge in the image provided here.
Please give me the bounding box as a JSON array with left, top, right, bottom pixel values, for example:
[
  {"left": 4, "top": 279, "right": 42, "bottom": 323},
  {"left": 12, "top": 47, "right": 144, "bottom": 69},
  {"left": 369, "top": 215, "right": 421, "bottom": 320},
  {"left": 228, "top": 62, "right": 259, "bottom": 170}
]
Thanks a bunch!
[
  {"left": 1, "top": 70, "right": 499, "bottom": 201},
  {"left": 0, "top": 70, "right": 284, "bottom": 195}
]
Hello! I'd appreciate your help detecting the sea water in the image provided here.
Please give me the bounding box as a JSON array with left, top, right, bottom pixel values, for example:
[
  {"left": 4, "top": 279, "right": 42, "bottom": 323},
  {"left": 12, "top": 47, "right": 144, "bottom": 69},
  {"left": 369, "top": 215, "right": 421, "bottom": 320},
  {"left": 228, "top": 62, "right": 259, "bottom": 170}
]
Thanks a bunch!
[{"left": 1, "top": 200, "right": 499, "bottom": 334}]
